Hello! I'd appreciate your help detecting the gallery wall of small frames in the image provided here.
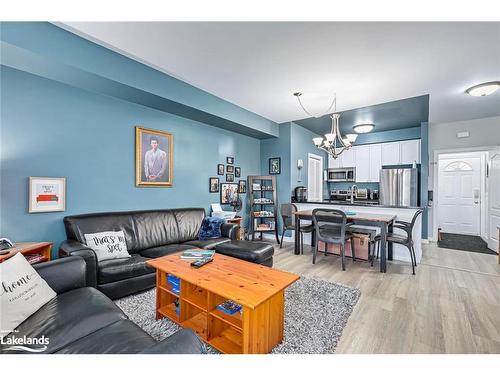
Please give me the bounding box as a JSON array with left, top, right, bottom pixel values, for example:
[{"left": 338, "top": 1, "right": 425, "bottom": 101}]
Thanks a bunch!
[{"left": 210, "top": 156, "right": 246, "bottom": 203}]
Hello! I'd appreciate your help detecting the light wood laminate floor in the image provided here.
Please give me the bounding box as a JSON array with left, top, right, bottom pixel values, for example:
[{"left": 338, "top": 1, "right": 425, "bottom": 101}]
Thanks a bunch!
[{"left": 273, "top": 241, "right": 500, "bottom": 353}]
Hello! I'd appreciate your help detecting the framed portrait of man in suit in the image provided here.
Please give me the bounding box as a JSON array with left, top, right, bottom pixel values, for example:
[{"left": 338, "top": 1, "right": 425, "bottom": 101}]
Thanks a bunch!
[{"left": 135, "top": 126, "right": 173, "bottom": 187}]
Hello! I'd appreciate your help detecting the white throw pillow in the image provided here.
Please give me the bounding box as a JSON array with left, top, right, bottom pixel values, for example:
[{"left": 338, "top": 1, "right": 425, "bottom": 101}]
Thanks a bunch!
[
  {"left": 0, "top": 253, "right": 57, "bottom": 337},
  {"left": 84, "top": 230, "right": 131, "bottom": 262}
]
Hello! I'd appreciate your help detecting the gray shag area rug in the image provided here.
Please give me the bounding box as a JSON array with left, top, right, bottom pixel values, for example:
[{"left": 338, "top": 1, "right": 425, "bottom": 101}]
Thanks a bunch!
[{"left": 115, "top": 276, "right": 360, "bottom": 354}]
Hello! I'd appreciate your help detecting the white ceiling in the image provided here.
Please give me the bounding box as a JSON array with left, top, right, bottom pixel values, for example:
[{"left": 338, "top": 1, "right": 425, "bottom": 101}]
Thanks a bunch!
[{"left": 60, "top": 22, "right": 500, "bottom": 125}]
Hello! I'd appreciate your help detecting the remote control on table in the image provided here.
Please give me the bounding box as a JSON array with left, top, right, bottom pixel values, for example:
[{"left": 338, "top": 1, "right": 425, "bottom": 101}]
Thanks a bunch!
[{"left": 190, "top": 257, "right": 213, "bottom": 268}]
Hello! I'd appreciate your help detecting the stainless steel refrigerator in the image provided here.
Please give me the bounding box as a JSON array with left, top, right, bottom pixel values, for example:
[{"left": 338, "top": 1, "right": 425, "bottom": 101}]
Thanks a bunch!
[{"left": 379, "top": 167, "right": 419, "bottom": 207}]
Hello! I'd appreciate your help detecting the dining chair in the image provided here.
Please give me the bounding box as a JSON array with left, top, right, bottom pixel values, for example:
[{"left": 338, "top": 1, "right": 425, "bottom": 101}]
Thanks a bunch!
[
  {"left": 312, "top": 208, "right": 355, "bottom": 271},
  {"left": 372, "top": 209, "right": 423, "bottom": 275},
  {"left": 280, "top": 203, "right": 314, "bottom": 253}
]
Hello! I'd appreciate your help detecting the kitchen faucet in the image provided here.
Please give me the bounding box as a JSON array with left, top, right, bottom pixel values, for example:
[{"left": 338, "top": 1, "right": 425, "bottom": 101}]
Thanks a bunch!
[{"left": 350, "top": 185, "right": 358, "bottom": 204}]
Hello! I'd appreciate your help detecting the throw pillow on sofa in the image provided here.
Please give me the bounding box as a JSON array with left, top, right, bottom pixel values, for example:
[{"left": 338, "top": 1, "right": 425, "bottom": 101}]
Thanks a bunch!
[
  {"left": 198, "top": 217, "right": 225, "bottom": 240},
  {"left": 84, "top": 230, "right": 131, "bottom": 262},
  {"left": 0, "top": 253, "right": 57, "bottom": 337}
]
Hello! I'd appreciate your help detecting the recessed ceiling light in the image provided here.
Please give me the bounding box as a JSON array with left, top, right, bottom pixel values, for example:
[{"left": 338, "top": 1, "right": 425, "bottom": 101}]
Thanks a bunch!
[
  {"left": 465, "top": 81, "right": 500, "bottom": 97},
  {"left": 353, "top": 124, "right": 375, "bottom": 134}
]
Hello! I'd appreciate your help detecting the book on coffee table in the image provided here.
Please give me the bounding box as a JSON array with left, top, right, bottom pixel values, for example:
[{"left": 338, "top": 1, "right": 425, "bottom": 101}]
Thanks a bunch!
[{"left": 180, "top": 249, "right": 215, "bottom": 260}]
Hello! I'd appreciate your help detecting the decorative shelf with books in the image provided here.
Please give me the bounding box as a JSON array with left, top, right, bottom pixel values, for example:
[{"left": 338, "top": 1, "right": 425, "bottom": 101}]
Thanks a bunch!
[{"left": 247, "top": 175, "right": 279, "bottom": 243}]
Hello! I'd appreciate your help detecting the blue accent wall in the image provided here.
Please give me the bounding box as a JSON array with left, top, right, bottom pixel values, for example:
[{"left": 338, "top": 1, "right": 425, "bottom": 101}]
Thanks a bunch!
[
  {"left": 1, "top": 22, "right": 279, "bottom": 138},
  {"left": 0, "top": 67, "right": 261, "bottom": 255}
]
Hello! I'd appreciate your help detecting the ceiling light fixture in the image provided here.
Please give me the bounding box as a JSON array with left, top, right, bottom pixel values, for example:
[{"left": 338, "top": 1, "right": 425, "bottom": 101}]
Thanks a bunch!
[
  {"left": 465, "top": 81, "right": 500, "bottom": 97},
  {"left": 294, "top": 92, "right": 354, "bottom": 159},
  {"left": 353, "top": 123, "right": 375, "bottom": 134}
]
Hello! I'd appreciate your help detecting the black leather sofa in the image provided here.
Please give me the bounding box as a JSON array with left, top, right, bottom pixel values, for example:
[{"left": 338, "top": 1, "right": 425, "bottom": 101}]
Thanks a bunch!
[
  {"left": 60, "top": 208, "right": 238, "bottom": 299},
  {"left": 0, "top": 257, "right": 205, "bottom": 354}
]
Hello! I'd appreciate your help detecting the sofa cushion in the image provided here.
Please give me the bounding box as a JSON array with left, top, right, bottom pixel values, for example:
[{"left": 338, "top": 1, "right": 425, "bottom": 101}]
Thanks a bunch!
[
  {"left": 132, "top": 210, "right": 180, "bottom": 249},
  {"left": 173, "top": 208, "right": 205, "bottom": 242},
  {"left": 98, "top": 254, "right": 154, "bottom": 284},
  {"left": 0, "top": 253, "right": 57, "bottom": 337},
  {"left": 55, "top": 320, "right": 155, "bottom": 354},
  {"left": 198, "top": 217, "right": 224, "bottom": 240},
  {"left": 0, "top": 287, "right": 126, "bottom": 354},
  {"left": 84, "top": 230, "right": 131, "bottom": 262},
  {"left": 184, "top": 237, "right": 231, "bottom": 249},
  {"left": 140, "top": 244, "right": 197, "bottom": 258},
  {"left": 215, "top": 241, "right": 274, "bottom": 264}
]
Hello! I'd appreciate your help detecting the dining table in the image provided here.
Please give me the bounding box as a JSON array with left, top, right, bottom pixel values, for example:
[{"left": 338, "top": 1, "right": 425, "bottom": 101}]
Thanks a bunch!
[{"left": 294, "top": 209, "right": 396, "bottom": 273}]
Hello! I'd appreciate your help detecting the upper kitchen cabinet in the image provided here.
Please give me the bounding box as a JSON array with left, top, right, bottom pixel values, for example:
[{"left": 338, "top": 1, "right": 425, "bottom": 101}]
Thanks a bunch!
[
  {"left": 380, "top": 139, "right": 421, "bottom": 165},
  {"left": 341, "top": 147, "right": 356, "bottom": 167},
  {"left": 354, "top": 145, "right": 371, "bottom": 182},
  {"left": 381, "top": 142, "right": 401, "bottom": 165},
  {"left": 369, "top": 144, "right": 382, "bottom": 182},
  {"left": 400, "top": 139, "right": 421, "bottom": 165},
  {"left": 327, "top": 146, "right": 356, "bottom": 169}
]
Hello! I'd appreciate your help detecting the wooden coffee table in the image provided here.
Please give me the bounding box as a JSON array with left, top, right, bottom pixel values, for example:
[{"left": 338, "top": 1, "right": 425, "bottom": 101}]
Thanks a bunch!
[{"left": 146, "top": 253, "right": 299, "bottom": 354}]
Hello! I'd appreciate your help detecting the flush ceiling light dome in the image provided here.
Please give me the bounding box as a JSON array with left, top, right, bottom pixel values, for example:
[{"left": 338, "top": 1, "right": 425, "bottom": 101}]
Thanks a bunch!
[
  {"left": 353, "top": 124, "right": 375, "bottom": 134},
  {"left": 465, "top": 81, "right": 500, "bottom": 97}
]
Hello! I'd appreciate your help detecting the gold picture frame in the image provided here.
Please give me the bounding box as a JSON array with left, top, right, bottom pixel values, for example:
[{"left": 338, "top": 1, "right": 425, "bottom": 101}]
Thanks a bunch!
[{"left": 135, "top": 126, "right": 173, "bottom": 187}]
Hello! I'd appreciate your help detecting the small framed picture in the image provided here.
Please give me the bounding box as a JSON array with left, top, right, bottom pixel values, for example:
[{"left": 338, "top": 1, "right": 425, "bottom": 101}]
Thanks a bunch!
[
  {"left": 235, "top": 167, "right": 241, "bottom": 178},
  {"left": 29, "top": 177, "right": 66, "bottom": 213},
  {"left": 269, "top": 157, "right": 281, "bottom": 175},
  {"left": 226, "top": 174, "right": 234, "bottom": 182},
  {"left": 220, "top": 183, "right": 239, "bottom": 204},
  {"left": 209, "top": 177, "right": 219, "bottom": 193},
  {"left": 226, "top": 165, "right": 234, "bottom": 173},
  {"left": 226, "top": 156, "right": 234, "bottom": 164},
  {"left": 217, "top": 164, "right": 224, "bottom": 175},
  {"left": 238, "top": 180, "right": 246, "bottom": 194}
]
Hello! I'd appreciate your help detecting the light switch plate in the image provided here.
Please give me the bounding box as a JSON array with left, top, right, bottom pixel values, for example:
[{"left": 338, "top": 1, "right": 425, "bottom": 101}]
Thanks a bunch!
[{"left": 457, "top": 131, "right": 470, "bottom": 138}]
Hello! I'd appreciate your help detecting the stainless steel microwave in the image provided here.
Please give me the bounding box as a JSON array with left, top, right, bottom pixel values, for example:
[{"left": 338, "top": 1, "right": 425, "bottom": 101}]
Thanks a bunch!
[{"left": 327, "top": 167, "right": 356, "bottom": 182}]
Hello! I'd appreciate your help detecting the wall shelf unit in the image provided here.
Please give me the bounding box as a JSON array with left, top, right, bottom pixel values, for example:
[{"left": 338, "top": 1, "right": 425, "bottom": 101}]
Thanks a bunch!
[{"left": 247, "top": 175, "right": 280, "bottom": 243}]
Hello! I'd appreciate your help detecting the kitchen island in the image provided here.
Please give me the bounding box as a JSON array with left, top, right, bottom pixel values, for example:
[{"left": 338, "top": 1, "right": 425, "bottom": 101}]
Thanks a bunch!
[{"left": 292, "top": 201, "right": 423, "bottom": 264}]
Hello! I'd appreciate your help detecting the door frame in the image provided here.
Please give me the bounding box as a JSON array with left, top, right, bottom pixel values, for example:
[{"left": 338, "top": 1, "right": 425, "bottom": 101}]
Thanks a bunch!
[
  {"left": 307, "top": 152, "right": 324, "bottom": 202},
  {"left": 433, "top": 147, "right": 492, "bottom": 242}
]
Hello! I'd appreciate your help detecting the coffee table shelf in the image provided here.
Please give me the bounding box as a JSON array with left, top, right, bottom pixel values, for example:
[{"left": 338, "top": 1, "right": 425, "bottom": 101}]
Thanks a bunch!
[{"left": 147, "top": 253, "right": 299, "bottom": 354}]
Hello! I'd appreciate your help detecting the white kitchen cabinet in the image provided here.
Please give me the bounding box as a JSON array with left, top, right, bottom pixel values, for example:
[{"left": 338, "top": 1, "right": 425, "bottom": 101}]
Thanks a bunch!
[
  {"left": 341, "top": 147, "right": 356, "bottom": 167},
  {"left": 400, "top": 139, "right": 421, "bottom": 164},
  {"left": 369, "top": 144, "right": 382, "bottom": 182},
  {"left": 328, "top": 154, "right": 341, "bottom": 169},
  {"left": 381, "top": 142, "right": 401, "bottom": 165},
  {"left": 355, "top": 145, "right": 371, "bottom": 182}
]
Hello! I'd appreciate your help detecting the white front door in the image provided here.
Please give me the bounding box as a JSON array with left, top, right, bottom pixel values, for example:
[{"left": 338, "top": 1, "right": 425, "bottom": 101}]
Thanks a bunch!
[
  {"left": 307, "top": 153, "right": 323, "bottom": 202},
  {"left": 438, "top": 155, "right": 481, "bottom": 235}
]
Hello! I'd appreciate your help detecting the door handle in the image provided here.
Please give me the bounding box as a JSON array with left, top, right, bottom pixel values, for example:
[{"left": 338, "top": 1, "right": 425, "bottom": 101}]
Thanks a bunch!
[{"left": 473, "top": 189, "right": 480, "bottom": 204}]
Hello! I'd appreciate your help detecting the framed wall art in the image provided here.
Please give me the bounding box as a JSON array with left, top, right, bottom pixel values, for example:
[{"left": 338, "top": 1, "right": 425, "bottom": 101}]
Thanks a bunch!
[
  {"left": 226, "top": 165, "right": 234, "bottom": 173},
  {"left": 238, "top": 180, "right": 246, "bottom": 194},
  {"left": 235, "top": 167, "right": 241, "bottom": 177},
  {"left": 226, "top": 174, "right": 234, "bottom": 182},
  {"left": 220, "top": 183, "right": 239, "bottom": 204},
  {"left": 226, "top": 156, "right": 234, "bottom": 164},
  {"left": 209, "top": 177, "right": 220, "bottom": 193},
  {"left": 135, "top": 126, "right": 173, "bottom": 187},
  {"left": 29, "top": 177, "right": 66, "bottom": 213},
  {"left": 217, "top": 164, "right": 224, "bottom": 175},
  {"left": 269, "top": 157, "right": 281, "bottom": 175}
]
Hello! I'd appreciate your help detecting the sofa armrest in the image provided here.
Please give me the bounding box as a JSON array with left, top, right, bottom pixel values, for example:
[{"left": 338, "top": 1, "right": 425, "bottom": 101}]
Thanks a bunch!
[
  {"left": 139, "top": 329, "right": 206, "bottom": 354},
  {"left": 33, "top": 257, "right": 87, "bottom": 294},
  {"left": 59, "top": 240, "right": 98, "bottom": 287},
  {"left": 221, "top": 223, "right": 238, "bottom": 240}
]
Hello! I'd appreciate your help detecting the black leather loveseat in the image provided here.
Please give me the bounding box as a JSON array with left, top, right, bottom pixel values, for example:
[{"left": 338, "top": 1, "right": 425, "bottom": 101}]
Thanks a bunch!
[
  {"left": 59, "top": 208, "right": 238, "bottom": 299},
  {"left": 0, "top": 257, "right": 204, "bottom": 354}
]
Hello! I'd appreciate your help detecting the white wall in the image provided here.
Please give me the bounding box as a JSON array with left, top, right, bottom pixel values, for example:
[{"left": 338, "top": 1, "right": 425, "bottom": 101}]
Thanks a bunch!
[{"left": 428, "top": 116, "right": 500, "bottom": 239}]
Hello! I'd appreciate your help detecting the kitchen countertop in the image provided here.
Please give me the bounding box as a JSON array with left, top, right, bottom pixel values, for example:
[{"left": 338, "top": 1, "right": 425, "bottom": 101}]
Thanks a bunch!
[{"left": 297, "top": 199, "right": 423, "bottom": 210}]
